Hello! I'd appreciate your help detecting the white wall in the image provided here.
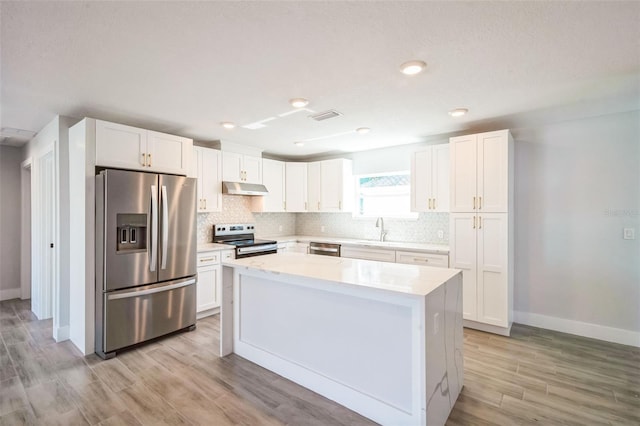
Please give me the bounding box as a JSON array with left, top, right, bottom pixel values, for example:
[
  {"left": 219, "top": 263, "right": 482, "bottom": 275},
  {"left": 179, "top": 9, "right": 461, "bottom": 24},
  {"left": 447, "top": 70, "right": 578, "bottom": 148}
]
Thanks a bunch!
[
  {"left": 514, "top": 110, "right": 640, "bottom": 336},
  {"left": 0, "top": 146, "right": 23, "bottom": 300}
]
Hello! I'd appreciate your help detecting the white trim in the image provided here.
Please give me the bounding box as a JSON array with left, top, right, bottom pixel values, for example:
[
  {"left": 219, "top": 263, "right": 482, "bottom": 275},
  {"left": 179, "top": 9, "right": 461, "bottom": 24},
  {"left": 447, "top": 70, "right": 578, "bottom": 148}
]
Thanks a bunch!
[
  {"left": 514, "top": 311, "right": 640, "bottom": 348},
  {"left": 464, "top": 319, "right": 512, "bottom": 336},
  {"left": 0, "top": 288, "right": 22, "bottom": 301},
  {"left": 54, "top": 325, "right": 70, "bottom": 342},
  {"left": 21, "top": 157, "right": 32, "bottom": 300}
]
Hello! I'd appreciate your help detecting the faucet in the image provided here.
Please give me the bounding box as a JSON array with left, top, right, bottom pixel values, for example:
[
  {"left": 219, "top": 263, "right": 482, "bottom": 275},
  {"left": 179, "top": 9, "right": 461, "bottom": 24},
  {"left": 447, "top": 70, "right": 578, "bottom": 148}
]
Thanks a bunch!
[{"left": 375, "top": 217, "right": 387, "bottom": 242}]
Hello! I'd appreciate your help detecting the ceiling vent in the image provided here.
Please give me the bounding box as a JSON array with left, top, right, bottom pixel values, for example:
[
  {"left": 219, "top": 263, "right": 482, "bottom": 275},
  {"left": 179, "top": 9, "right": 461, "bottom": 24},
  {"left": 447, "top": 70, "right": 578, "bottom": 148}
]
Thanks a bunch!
[{"left": 309, "top": 110, "right": 343, "bottom": 121}]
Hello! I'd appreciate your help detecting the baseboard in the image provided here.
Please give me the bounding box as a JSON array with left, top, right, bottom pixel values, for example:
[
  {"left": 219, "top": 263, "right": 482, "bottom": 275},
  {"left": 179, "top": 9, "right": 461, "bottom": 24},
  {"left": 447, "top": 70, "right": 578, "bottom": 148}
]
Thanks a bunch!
[
  {"left": 514, "top": 311, "right": 640, "bottom": 348},
  {"left": 196, "top": 306, "right": 220, "bottom": 320},
  {"left": 54, "top": 325, "right": 70, "bottom": 342},
  {"left": 0, "top": 288, "right": 21, "bottom": 301},
  {"left": 464, "top": 319, "right": 512, "bottom": 336}
]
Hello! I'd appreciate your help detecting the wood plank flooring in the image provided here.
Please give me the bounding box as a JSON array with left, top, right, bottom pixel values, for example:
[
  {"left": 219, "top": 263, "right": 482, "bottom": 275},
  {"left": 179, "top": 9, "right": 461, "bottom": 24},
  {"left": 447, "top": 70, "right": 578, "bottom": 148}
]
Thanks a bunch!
[{"left": 1, "top": 298, "right": 638, "bottom": 425}]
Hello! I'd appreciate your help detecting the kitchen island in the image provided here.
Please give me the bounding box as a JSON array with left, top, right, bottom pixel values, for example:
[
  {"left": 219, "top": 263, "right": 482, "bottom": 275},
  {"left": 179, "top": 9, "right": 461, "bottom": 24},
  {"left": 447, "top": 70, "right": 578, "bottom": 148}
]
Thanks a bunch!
[{"left": 221, "top": 253, "right": 463, "bottom": 426}]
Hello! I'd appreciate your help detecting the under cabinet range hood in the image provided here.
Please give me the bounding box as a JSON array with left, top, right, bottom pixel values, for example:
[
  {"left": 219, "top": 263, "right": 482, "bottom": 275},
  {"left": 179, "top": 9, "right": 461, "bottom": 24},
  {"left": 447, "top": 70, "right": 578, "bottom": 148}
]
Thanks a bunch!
[{"left": 222, "top": 181, "right": 269, "bottom": 196}]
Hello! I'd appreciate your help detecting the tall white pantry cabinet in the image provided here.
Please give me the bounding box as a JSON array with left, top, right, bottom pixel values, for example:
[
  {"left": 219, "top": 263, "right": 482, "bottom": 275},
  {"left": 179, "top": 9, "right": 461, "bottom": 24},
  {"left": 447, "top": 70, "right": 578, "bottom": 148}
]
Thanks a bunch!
[{"left": 449, "top": 129, "right": 514, "bottom": 336}]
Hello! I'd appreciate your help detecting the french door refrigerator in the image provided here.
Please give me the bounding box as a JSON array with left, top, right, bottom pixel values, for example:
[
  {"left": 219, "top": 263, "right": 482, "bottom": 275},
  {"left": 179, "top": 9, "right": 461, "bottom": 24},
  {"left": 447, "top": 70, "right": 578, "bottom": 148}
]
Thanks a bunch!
[{"left": 95, "top": 169, "right": 197, "bottom": 359}]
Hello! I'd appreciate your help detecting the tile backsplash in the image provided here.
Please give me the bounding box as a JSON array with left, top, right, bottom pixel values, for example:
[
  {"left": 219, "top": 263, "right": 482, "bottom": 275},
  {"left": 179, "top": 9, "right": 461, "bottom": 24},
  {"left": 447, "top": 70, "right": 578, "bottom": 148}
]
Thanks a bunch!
[
  {"left": 197, "top": 195, "right": 296, "bottom": 243},
  {"left": 295, "top": 213, "right": 449, "bottom": 244}
]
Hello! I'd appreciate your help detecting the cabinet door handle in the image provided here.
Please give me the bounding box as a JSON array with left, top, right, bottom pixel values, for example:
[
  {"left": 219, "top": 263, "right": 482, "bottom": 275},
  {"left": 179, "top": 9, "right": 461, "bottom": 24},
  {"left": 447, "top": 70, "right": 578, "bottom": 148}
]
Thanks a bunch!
[
  {"left": 473, "top": 216, "right": 476, "bottom": 229},
  {"left": 473, "top": 196, "right": 476, "bottom": 210},
  {"left": 204, "top": 199, "right": 207, "bottom": 210},
  {"left": 413, "top": 258, "right": 428, "bottom": 262},
  {"left": 200, "top": 257, "right": 215, "bottom": 263},
  {"left": 428, "top": 198, "right": 432, "bottom": 209},
  {"left": 318, "top": 202, "right": 320, "bottom": 210},
  {"left": 147, "top": 153, "right": 152, "bottom": 167},
  {"left": 479, "top": 216, "right": 482, "bottom": 229},
  {"left": 433, "top": 198, "right": 436, "bottom": 210},
  {"left": 479, "top": 196, "right": 482, "bottom": 210},
  {"left": 304, "top": 201, "right": 307, "bottom": 210},
  {"left": 283, "top": 201, "right": 286, "bottom": 211},
  {"left": 339, "top": 200, "right": 342, "bottom": 210},
  {"left": 141, "top": 153, "right": 147, "bottom": 167}
]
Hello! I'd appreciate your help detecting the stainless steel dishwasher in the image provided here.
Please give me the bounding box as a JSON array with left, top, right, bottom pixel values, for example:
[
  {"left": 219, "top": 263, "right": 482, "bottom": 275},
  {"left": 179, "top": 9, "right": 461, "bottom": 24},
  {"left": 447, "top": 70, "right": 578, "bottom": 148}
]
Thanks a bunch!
[{"left": 309, "top": 242, "right": 341, "bottom": 257}]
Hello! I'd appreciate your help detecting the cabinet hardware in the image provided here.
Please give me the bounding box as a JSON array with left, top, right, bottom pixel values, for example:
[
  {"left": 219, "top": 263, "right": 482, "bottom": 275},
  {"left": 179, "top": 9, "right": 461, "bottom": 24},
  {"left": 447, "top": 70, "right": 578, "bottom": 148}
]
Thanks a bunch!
[
  {"left": 141, "top": 153, "right": 147, "bottom": 167},
  {"left": 479, "top": 216, "right": 482, "bottom": 229},
  {"left": 204, "top": 199, "right": 207, "bottom": 210},
  {"left": 413, "top": 258, "right": 428, "bottom": 262},
  {"left": 339, "top": 200, "right": 342, "bottom": 210},
  {"left": 147, "top": 153, "right": 152, "bottom": 167},
  {"left": 473, "top": 196, "right": 476, "bottom": 210},
  {"left": 318, "top": 202, "right": 320, "bottom": 210},
  {"left": 433, "top": 198, "right": 436, "bottom": 210},
  {"left": 428, "top": 198, "right": 432, "bottom": 209},
  {"left": 200, "top": 257, "right": 215, "bottom": 263},
  {"left": 479, "top": 196, "right": 482, "bottom": 210},
  {"left": 304, "top": 202, "right": 307, "bottom": 210},
  {"left": 283, "top": 201, "right": 286, "bottom": 211},
  {"left": 198, "top": 199, "right": 202, "bottom": 209},
  {"left": 473, "top": 216, "right": 476, "bottom": 229}
]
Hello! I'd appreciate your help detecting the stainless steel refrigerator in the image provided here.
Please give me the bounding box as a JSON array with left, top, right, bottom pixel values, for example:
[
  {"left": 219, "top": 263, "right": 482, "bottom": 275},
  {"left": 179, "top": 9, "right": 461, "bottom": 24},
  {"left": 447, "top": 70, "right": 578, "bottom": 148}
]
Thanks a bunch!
[{"left": 95, "top": 169, "right": 197, "bottom": 359}]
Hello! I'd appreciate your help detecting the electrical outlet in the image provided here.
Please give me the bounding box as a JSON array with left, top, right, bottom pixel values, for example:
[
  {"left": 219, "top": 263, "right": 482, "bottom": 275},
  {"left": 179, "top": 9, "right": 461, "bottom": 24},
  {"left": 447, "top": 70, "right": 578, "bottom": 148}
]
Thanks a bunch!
[
  {"left": 623, "top": 228, "right": 635, "bottom": 240},
  {"left": 437, "top": 230, "right": 444, "bottom": 239},
  {"left": 321, "top": 226, "right": 325, "bottom": 233}
]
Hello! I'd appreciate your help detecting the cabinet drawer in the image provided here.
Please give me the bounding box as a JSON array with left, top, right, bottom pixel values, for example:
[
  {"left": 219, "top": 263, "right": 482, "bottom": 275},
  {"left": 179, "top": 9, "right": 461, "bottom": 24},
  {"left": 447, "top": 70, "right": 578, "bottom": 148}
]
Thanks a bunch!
[
  {"left": 197, "top": 251, "right": 220, "bottom": 266},
  {"left": 221, "top": 250, "right": 235, "bottom": 262},
  {"left": 341, "top": 246, "right": 396, "bottom": 263},
  {"left": 395, "top": 251, "right": 448, "bottom": 268}
]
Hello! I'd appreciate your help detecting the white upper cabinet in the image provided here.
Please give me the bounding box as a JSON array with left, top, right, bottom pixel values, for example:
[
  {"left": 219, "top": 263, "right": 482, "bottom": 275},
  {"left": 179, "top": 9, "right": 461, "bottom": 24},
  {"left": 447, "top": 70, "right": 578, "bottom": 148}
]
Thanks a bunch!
[
  {"left": 222, "top": 151, "right": 262, "bottom": 184},
  {"left": 95, "top": 120, "right": 192, "bottom": 175},
  {"left": 285, "top": 162, "right": 308, "bottom": 212},
  {"left": 307, "top": 161, "right": 322, "bottom": 212},
  {"left": 450, "top": 130, "right": 511, "bottom": 213},
  {"left": 319, "top": 159, "right": 353, "bottom": 212},
  {"left": 191, "top": 146, "right": 222, "bottom": 213},
  {"left": 260, "top": 159, "right": 285, "bottom": 212},
  {"left": 411, "top": 144, "right": 449, "bottom": 212}
]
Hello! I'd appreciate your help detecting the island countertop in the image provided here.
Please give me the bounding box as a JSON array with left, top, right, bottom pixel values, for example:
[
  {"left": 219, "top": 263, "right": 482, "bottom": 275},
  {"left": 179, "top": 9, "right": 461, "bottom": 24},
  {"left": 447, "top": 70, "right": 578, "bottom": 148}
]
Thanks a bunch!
[{"left": 222, "top": 252, "right": 460, "bottom": 297}]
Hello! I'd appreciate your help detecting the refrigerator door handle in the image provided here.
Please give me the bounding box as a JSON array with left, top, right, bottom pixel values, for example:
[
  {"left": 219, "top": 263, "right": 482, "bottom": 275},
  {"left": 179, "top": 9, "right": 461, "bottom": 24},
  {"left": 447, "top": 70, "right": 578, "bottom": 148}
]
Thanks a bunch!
[
  {"left": 150, "top": 185, "right": 158, "bottom": 272},
  {"left": 161, "top": 185, "right": 169, "bottom": 270},
  {"left": 107, "top": 278, "right": 196, "bottom": 300}
]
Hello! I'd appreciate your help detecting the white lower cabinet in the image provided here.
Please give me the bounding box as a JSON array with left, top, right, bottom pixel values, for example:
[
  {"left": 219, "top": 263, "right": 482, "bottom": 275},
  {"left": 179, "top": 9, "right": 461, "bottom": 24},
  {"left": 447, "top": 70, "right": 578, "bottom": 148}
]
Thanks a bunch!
[
  {"left": 341, "top": 246, "right": 396, "bottom": 263},
  {"left": 450, "top": 213, "right": 510, "bottom": 329},
  {"left": 395, "top": 251, "right": 449, "bottom": 267},
  {"left": 196, "top": 251, "right": 222, "bottom": 316},
  {"left": 287, "top": 242, "right": 309, "bottom": 254}
]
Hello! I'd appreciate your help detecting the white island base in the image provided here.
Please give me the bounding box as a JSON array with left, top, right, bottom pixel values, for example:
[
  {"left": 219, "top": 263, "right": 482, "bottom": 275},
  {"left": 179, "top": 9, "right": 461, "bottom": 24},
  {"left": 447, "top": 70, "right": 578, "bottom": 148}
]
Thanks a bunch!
[{"left": 221, "top": 253, "right": 463, "bottom": 426}]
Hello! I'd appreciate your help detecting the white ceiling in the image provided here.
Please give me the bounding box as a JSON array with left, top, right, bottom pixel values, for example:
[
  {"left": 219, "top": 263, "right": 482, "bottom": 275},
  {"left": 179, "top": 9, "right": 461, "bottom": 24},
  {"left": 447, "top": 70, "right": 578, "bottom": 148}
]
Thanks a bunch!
[{"left": 1, "top": 1, "right": 639, "bottom": 157}]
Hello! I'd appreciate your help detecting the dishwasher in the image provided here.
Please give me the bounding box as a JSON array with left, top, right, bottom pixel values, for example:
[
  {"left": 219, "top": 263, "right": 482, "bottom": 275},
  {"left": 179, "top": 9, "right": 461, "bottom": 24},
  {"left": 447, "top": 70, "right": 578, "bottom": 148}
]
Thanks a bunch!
[{"left": 309, "top": 242, "right": 341, "bottom": 257}]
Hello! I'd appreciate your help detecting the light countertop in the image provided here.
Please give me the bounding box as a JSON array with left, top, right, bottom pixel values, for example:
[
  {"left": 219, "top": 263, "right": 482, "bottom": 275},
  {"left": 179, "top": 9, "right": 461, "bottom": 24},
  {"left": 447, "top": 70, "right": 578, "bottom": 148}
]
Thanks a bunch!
[
  {"left": 223, "top": 252, "right": 460, "bottom": 297},
  {"left": 259, "top": 235, "right": 450, "bottom": 254}
]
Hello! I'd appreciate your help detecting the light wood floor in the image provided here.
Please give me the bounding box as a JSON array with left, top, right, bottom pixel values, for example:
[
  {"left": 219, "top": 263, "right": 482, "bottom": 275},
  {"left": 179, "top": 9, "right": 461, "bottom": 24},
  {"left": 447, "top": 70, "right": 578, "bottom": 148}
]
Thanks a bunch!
[{"left": 0, "top": 298, "right": 638, "bottom": 425}]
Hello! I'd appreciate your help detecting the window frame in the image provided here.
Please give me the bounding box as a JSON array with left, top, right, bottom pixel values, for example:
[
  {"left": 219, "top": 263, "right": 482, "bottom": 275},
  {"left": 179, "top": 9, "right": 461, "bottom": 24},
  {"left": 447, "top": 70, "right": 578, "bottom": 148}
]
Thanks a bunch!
[{"left": 351, "top": 170, "right": 419, "bottom": 220}]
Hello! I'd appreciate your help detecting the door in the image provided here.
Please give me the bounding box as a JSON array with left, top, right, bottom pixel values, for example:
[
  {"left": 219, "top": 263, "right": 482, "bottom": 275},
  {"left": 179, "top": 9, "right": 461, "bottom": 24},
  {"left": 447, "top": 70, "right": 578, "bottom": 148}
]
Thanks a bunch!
[
  {"left": 431, "top": 144, "right": 450, "bottom": 212},
  {"left": 449, "top": 134, "right": 477, "bottom": 212},
  {"left": 307, "top": 162, "right": 321, "bottom": 212},
  {"left": 147, "top": 130, "right": 191, "bottom": 175},
  {"left": 285, "top": 162, "right": 308, "bottom": 212},
  {"left": 411, "top": 149, "right": 431, "bottom": 212},
  {"left": 450, "top": 213, "right": 477, "bottom": 320},
  {"left": 222, "top": 151, "right": 243, "bottom": 181},
  {"left": 477, "top": 214, "right": 508, "bottom": 326},
  {"left": 102, "top": 170, "right": 158, "bottom": 291},
  {"left": 262, "top": 159, "right": 285, "bottom": 212},
  {"left": 200, "top": 148, "right": 221, "bottom": 212},
  {"left": 95, "top": 120, "right": 147, "bottom": 171},
  {"left": 243, "top": 155, "right": 262, "bottom": 184},
  {"left": 196, "top": 265, "right": 219, "bottom": 312},
  {"left": 158, "top": 174, "right": 197, "bottom": 282},
  {"left": 34, "top": 150, "right": 55, "bottom": 320},
  {"left": 320, "top": 159, "right": 343, "bottom": 211},
  {"left": 478, "top": 131, "right": 509, "bottom": 213}
]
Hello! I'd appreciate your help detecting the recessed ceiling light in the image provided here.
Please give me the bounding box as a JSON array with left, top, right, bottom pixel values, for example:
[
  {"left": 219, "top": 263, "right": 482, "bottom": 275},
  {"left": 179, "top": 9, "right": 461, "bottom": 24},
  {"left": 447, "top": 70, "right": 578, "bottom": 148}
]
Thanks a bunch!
[
  {"left": 399, "top": 60, "right": 427, "bottom": 75},
  {"left": 221, "top": 122, "right": 236, "bottom": 129},
  {"left": 289, "top": 98, "right": 309, "bottom": 108},
  {"left": 448, "top": 108, "right": 468, "bottom": 117},
  {"left": 355, "top": 127, "right": 371, "bottom": 134},
  {"left": 294, "top": 141, "right": 304, "bottom": 147}
]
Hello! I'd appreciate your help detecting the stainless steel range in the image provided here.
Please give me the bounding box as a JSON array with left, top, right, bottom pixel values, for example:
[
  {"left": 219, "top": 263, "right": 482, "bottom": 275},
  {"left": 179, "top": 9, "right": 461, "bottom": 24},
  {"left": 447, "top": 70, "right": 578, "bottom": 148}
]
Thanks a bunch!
[{"left": 213, "top": 224, "right": 278, "bottom": 258}]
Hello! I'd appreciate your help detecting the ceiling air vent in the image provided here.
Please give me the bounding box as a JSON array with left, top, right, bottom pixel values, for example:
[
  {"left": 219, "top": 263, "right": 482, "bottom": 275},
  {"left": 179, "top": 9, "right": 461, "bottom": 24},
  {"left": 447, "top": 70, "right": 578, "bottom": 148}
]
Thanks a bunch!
[{"left": 309, "top": 110, "right": 343, "bottom": 121}]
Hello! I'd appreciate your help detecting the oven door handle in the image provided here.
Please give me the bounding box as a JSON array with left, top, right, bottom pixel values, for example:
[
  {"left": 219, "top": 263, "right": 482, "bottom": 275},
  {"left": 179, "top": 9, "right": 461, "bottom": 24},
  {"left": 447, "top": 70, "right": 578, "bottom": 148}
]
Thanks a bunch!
[{"left": 237, "top": 243, "right": 278, "bottom": 255}]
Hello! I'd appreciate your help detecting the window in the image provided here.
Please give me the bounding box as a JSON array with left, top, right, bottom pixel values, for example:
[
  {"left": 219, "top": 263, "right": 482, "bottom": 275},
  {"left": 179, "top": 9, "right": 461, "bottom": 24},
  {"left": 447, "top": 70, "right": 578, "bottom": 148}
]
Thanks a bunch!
[{"left": 353, "top": 171, "right": 418, "bottom": 219}]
